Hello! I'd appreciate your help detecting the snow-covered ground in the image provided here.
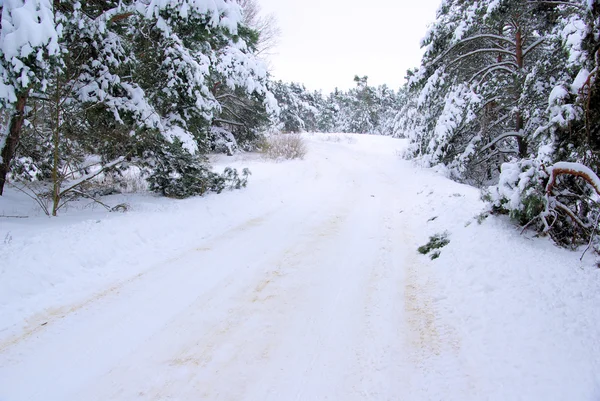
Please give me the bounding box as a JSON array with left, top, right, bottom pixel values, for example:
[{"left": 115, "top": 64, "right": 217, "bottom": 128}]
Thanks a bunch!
[{"left": 1, "top": 134, "right": 599, "bottom": 401}]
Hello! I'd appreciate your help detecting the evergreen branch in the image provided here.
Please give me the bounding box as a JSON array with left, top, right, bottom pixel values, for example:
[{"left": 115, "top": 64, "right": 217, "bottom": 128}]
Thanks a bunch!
[
  {"left": 522, "top": 38, "right": 546, "bottom": 58},
  {"left": 531, "top": 1, "right": 586, "bottom": 10},
  {"left": 449, "top": 49, "right": 518, "bottom": 68},
  {"left": 428, "top": 34, "right": 517, "bottom": 67},
  {"left": 480, "top": 131, "right": 525, "bottom": 153},
  {"left": 471, "top": 64, "right": 516, "bottom": 84},
  {"left": 213, "top": 119, "right": 246, "bottom": 127}
]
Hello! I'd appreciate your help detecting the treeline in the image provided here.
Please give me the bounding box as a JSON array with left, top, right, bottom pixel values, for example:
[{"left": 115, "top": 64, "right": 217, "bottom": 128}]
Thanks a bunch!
[
  {"left": 396, "top": 0, "right": 600, "bottom": 251},
  {"left": 4, "top": 0, "right": 600, "bottom": 253},
  {"left": 270, "top": 76, "right": 401, "bottom": 136}
]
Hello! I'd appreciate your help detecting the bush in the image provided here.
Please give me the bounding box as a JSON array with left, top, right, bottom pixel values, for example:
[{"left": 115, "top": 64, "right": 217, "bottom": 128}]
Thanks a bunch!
[
  {"left": 484, "top": 159, "right": 548, "bottom": 225},
  {"left": 486, "top": 159, "right": 600, "bottom": 251},
  {"left": 261, "top": 134, "right": 307, "bottom": 160},
  {"left": 147, "top": 139, "right": 250, "bottom": 198},
  {"left": 208, "top": 126, "right": 238, "bottom": 156}
]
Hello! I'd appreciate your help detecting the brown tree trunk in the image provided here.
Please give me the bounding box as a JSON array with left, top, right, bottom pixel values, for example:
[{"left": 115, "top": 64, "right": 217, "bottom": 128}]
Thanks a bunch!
[
  {"left": 514, "top": 27, "right": 528, "bottom": 158},
  {"left": 0, "top": 91, "right": 29, "bottom": 195},
  {"left": 52, "top": 72, "right": 62, "bottom": 216}
]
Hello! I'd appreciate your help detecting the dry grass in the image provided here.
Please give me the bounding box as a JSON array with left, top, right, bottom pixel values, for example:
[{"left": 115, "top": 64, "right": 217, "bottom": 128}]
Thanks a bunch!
[{"left": 262, "top": 134, "right": 308, "bottom": 160}]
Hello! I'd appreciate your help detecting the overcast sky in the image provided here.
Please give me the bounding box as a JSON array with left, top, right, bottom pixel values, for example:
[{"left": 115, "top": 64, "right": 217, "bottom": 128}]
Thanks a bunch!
[{"left": 256, "top": 0, "right": 441, "bottom": 93}]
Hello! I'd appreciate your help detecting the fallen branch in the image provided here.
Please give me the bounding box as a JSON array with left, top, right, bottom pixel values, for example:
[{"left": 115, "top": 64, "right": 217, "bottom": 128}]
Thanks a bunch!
[
  {"left": 68, "top": 190, "right": 112, "bottom": 211},
  {"left": 59, "top": 157, "right": 125, "bottom": 198}
]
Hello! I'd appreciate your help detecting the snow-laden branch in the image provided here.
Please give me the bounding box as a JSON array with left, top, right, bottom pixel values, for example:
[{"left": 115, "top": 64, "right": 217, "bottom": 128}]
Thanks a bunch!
[
  {"left": 480, "top": 131, "right": 524, "bottom": 153},
  {"left": 214, "top": 118, "right": 245, "bottom": 127},
  {"left": 546, "top": 162, "right": 600, "bottom": 196},
  {"left": 497, "top": 148, "right": 519, "bottom": 154},
  {"left": 531, "top": 1, "right": 585, "bottom": 10},
  {"left": 554, "top": 200, "right": 592, "bottom": 229},
  {"left": 470, "top": 62, "right": 518, "bottom": 83},
  {"left": 428, "top": 34, "right": 517, "bottom": 67},
  {"left": 472, "top": 65, "right": 516, "bottom": 84},
  {"left": 487, "top": 113, "right": 512, "bottom": 131},
  {"left": 449, "top": 48, "right": 518, "bottom": 67},
  {"left": 522, "top": 38, "right": 546, "bottom": 58},
  {"left": 479, "top": 66, "right": 515, "bottom": 82}
]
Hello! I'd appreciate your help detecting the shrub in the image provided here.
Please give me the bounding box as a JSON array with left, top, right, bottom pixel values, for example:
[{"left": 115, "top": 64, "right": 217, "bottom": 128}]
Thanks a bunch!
[
  {"left": 486, "top": 159, "right": 600, "bottom": 251},
  {"left": 262, "top": 134, "right": 307, "bottom": 160},
  {"left": 147, "top": 139, "right": 250, "bottom": 199}
]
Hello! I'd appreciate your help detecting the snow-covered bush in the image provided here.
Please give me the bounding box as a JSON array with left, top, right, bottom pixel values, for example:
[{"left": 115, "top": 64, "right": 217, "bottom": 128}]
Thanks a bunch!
[
  {"left": 147, "top": 139, "right": 249, "bottom": 199},
  {"left": 262, "top": 134, "right": 307, "bottom": 161},
  {"left": 487, "top": 160, "right": 600, "bottom": 251},
  {"left": 485, "top": 159, "right": 548, "bottom": 226},
  {"left": 208, "top": 127, "right": 239, "bottom": 156}
]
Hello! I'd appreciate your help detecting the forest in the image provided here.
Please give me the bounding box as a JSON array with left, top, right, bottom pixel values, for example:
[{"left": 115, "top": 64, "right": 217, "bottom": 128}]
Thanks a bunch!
[{"left": 1, "top": 0, "right": 600, "bottom": 252}]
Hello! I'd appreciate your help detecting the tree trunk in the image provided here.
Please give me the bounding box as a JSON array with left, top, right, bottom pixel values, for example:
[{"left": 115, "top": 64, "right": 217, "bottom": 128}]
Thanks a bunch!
[
  {"left": 516, "top": 113, "right": 528, "bottom": 157},
  {"left": 0, "top": 91, "right": 29, "bottom": 195},
  {"left": 52, "top": 71, "right": 62, "bottom": 216},
  {"left": 514, "top": 27, "right": 528, "bottom": 158}
]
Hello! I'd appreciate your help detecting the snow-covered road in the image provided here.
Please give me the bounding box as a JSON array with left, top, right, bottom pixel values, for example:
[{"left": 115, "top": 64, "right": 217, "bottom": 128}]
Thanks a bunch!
[{"left": 1, "top": 135, "right": 599, "bottom": 400}]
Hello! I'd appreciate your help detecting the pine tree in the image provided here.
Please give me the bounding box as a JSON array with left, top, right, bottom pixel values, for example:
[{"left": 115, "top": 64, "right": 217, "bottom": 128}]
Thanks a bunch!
[
  {"left": 0, "top": 0, "right": 60, "bottom": 194},
  {"left": 1, "top": 0, "right": 274, "bottom": 206}
]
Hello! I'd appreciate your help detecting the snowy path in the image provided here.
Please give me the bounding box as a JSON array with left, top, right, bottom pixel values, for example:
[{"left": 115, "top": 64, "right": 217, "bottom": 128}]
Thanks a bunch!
[{"left": 1, "top": 135, "right": 599, "bottom": 400}]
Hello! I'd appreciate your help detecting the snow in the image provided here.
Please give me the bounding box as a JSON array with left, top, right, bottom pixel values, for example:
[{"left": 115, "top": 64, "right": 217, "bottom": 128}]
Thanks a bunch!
[
  {"left": 0, "top": 0, "right": 59, "bottom": 102},
  {"left": 572, "top": 68, "right": 590, "bottom": 94},
  {"left": 561, "top": 14, "right": 589, "bottom": 66},
  {"left": 549, "top": 85, "right": 569, "bottom": 105},
  {"left": 0, "top": 0, "right": 59, "bottom": 60},
  {"left": 1, "top": 134, "right": 599, "bottom": 400},
  {"left": 164, "top": 125, "right": 198, "bottom": 153}
]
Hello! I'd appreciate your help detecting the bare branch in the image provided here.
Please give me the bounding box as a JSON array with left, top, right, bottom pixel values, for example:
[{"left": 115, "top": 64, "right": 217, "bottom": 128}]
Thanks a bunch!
[
  {"left": 59, "top": 157, "right": 125, "bottom": 197},
  {"left": 108, "top": 12, "right": 135, "bottom": 24},
  {"left": 69, "top": 189, "right": 112, "bottom": 211},
  {"left": 220, "top": 106, "right": 247, "bottom": 126}
]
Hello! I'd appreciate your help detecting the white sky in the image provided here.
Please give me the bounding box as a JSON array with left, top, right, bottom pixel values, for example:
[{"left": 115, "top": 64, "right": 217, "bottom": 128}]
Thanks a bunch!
[{"left": 257, "top": 0, "right": 441, "bottom": 93}]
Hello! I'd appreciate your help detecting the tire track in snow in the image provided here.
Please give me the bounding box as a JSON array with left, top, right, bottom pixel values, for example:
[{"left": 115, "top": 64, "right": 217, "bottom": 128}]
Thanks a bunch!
[
  {"left": 350, "top": 195, "right": 407, "bottom": 400},
  {"left": 0, "top": 210, "right": 278, "bottom": 353},
  {"left": 0, "top": 177, "right": 357, "bottom": 401},
  {"left": 81, "top": 209, "right": 356, "bottom": 401},
  {"left": 399, "top": 207, "right": 479, "bottom": 397},
  {"left": 154, "top": 192, "right": 359, "bottom": 400}
]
